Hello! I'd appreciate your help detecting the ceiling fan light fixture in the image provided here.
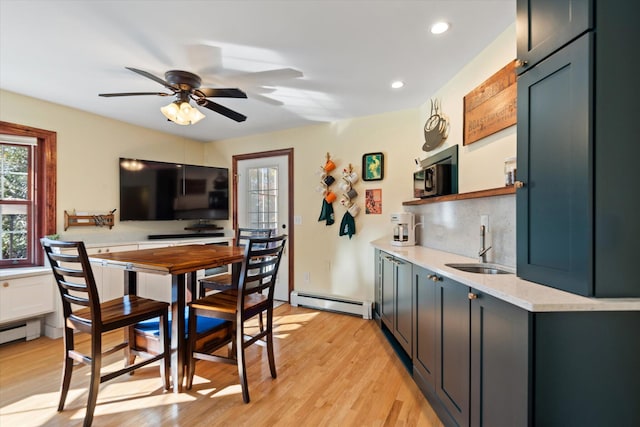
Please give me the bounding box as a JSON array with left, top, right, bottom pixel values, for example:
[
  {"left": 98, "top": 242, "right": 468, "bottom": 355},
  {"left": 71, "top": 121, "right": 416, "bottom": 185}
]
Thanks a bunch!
[{"left": 161, "top": 101, "right": 205, "bottom": 125}]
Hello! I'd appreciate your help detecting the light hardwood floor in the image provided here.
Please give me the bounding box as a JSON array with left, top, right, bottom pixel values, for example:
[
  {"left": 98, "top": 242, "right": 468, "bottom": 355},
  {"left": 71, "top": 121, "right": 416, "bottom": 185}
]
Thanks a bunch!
[{"left": 0, "top": 304, "right": 444, "bottom": 427}]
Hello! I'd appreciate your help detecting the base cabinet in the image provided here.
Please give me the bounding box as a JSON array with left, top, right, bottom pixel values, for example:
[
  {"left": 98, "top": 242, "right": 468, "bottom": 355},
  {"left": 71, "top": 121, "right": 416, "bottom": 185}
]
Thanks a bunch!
[
  {"left": 380, "top": 252, "right": 412, "bottom": 356},
  {"left": 413, "top": 266, "right": 437, "bottom": 393},
  {"left": 413, "top": 268, "right": 527, "bottom": 427},
  {"left": 436, "top": 275, "right": 471, "bottom": 426},
  {"left": 470, "top": 290, "right": 529, "bottom": 427},
  {"left": 378, "top": 251, "right": 639, "bottom": 426},
  {"left": 0, "top": 274, "right": 54, "bottom": 324}
]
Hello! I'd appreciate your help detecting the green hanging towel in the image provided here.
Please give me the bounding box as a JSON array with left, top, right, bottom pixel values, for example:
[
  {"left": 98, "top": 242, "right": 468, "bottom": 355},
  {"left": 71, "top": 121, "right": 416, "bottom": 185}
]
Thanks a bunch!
[
  {"left": 318, "top": 199, "right": 335, "bottom": 225},
  {"left": 339, "top": 211, "right": 356, "bottom": 239}
]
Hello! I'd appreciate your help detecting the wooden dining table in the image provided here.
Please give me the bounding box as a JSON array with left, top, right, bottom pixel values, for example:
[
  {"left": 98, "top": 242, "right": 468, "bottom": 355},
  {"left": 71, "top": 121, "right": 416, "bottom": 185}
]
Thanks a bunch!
[{"left": 89, "top": 243, "right": 245, "bottom": 392}]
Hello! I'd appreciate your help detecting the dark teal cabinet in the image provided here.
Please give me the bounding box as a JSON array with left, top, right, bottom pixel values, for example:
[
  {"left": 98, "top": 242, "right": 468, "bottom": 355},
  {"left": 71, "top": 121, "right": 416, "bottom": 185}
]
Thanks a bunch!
[
  {"left": 374, "top": 249, "right": 382, "bottom": 326},
  {"left": 412, "top": 266, "right": 437, "bottom": 394},
  {"left": 380, "top": 251, "right": 412, "bottom": 356},
  {"left": 516, "top": 0, "right": 592, "bottom": 73},
  {"left": 436, "top": 275, "right": 471, "bottom": 427},
  {"left": 593, "top": 1, "right": 640, "bottom": 296},
  {"left": 380, "top": 254, "right": 395, "bottom": 331},
  {"left": 516, "top": 33, "right": 592, "bottom": 296},
  {"left": 517, "top": 0, "right": 640, "bottom": 297},
  {"left": 470, "top": 290, "right": 529, "bottom": 427},
  {"left": 394, "top": 258, "right": 412, "bottom": 355}
]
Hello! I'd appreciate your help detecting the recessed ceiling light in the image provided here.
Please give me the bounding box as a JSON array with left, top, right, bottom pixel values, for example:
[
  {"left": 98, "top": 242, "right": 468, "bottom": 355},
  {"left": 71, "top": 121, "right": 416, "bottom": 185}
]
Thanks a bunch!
[
  {"left": 391, "top": 80, "right": 404, "bottom": 89},
  {"left": 431, "top": 21, "right": 450, "bottom": 35}
]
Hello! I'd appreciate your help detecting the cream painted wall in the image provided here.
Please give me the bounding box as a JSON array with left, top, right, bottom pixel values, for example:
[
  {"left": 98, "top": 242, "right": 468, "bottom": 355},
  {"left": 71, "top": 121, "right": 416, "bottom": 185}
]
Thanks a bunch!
[
  {"left": 0, "top": 90, "right": 214, "bottom": 242},
  {"left": 417, "top": 23, "right": 517, "bottom": 192},
  {"left": 205, "top": 108, "right": 421, "bottom": 302},
  {"left": 206, "top": 23, "right": 517, "bottom": 302}
]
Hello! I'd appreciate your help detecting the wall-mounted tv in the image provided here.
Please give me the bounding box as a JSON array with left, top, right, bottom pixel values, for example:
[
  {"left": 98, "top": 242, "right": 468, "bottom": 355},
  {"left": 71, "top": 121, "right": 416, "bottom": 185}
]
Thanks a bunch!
[{"left": 119, "top": 158, "right": 229, "bottom": 221}]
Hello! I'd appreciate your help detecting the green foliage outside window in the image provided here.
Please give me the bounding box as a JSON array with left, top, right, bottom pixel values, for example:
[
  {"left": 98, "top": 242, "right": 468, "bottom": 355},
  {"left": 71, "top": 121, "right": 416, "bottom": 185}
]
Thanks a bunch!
[{"left": 1, "top": 144, "right": 29, "bottom": 261}]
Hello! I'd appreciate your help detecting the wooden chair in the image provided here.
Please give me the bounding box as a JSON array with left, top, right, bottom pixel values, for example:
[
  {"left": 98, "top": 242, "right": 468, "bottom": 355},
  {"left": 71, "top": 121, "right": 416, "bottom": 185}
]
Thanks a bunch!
[
  {"left": 41, "top": 238, "right": 171, "bottom": 427},
  {"left": 186, "top": 234, "right": 287, "bottom": 403},
  {"left": 198, "top": 227, "right": 274, "bottom": 297}
]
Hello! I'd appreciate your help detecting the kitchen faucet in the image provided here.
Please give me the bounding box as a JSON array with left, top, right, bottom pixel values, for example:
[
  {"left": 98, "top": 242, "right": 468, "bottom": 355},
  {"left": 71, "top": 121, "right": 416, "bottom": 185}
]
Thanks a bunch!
[{"left": 478, "top": 225, "right": 492, "bottom": 263}]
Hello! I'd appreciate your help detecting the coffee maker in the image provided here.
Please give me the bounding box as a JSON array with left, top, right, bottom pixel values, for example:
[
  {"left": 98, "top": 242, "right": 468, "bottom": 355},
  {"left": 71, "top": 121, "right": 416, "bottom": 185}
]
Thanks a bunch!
[{"left": 390, "top": 212, "right": 415, "bottom": 247}]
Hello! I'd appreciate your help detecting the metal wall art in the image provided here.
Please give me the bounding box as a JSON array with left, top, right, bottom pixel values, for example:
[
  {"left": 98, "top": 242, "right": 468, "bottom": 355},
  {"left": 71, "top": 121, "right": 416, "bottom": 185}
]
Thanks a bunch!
[{"left": 422, "top": 98, "right": 449, "bottom": 152}]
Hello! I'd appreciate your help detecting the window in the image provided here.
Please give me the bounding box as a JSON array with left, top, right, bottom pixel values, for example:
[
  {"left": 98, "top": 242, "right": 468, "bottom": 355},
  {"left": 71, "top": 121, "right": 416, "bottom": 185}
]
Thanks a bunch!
[
  {"left": 0, "top": 122, "right": 56, "bottom": 268},
  {"left": 246, "top": 166, "right": 278, "bottom": 230}
]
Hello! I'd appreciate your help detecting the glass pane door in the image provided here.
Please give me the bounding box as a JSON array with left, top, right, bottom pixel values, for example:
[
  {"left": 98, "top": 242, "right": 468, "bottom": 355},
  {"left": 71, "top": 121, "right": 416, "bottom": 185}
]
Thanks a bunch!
[{"left": 246, "top": 166, "right": 278, "bottom": 230}]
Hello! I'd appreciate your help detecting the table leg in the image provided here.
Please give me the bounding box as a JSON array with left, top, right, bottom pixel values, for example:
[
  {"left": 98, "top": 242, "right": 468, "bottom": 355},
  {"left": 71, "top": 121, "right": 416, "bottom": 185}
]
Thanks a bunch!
[
  {"left": 124, "top": 270, "right": 138, "bottom": 366},
  {"left": 171, "top": 273, "right": 186, "bottom": 392},
  {"left": 124, "top": 270, "right": 137, "bottom": 295}
]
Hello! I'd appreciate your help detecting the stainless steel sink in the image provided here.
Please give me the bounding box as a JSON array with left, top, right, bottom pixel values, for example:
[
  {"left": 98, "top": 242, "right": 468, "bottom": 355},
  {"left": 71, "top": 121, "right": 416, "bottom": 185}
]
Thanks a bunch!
[{"left": 445, "top": 263, "right": 514, "bottom": 275}]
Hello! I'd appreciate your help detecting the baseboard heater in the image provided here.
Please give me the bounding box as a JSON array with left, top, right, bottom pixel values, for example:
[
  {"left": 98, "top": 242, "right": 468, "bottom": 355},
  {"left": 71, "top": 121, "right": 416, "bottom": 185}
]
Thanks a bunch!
[
  {"left": 0, "top": 319, "right": 41, "bottom": 345},
  {"left": 290, "top": 291, "right": 372, "bottom": 319}
]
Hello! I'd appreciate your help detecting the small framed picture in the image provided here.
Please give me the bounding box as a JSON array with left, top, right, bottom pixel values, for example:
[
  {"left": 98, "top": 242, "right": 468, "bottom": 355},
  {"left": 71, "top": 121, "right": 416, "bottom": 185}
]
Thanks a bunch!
[
  {"left": 365, "top": 189, "right": 382, "bottom": 214},
  {"left": 362, "top": 152, "right": 384, "bottom": 181}
]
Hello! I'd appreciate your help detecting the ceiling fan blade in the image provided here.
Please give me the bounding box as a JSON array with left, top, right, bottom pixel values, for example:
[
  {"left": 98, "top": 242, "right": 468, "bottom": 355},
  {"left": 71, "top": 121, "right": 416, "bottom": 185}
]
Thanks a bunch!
[
  {"left": 230, "top": 68, "right": 304, "bottom": 83},
  {"left": 198, "top": 99, "right": 246, "bottom": 122},
  {"left": 247, "top": 92, "right": 284, "bottom": 106},
  {"left": 125, "top": 67, "right": 177, "bottom": 91},
  {"left": 99, "top": 92, "right": 172, "bottom": 97},
  {"left": 196, "top": 88, "right": 247, "bottom": 98}
]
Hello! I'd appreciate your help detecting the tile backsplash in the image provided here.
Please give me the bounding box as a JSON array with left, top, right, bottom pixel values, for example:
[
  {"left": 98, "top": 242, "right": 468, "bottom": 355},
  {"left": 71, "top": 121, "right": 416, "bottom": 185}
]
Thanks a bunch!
[{"left": 405, "top": 194, "right": 516, "bottom": 267}]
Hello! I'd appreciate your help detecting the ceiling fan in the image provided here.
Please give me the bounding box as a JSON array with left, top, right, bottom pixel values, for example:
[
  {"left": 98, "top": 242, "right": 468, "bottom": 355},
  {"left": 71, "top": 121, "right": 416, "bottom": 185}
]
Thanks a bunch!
[{"left": 99, "top": 67, "right": 247, "bottom": 124}]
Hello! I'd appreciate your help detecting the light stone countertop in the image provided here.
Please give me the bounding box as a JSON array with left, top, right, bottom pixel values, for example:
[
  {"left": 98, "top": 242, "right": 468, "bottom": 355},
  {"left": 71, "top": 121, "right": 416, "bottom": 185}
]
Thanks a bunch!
[{"left": 372, "top": 239, "right": 640, "bottom": 313}]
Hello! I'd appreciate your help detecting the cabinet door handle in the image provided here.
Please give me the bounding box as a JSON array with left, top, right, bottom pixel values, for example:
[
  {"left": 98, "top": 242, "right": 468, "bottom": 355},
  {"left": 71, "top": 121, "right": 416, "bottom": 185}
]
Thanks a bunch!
[
  {"left": 515, "top": 59, "right": 528, "bottom": 68},
  {"left": 2, "top": 282, "right": 8, "bottom": 288},
  {"left": 468, "top": 292, "right": 478, "bottom": 300},
  {"left": 427, "top": 274, "right": 442, "bottom": 282},
  {"left": 514, "top": 180, "right": 525, "bottom": 189}
]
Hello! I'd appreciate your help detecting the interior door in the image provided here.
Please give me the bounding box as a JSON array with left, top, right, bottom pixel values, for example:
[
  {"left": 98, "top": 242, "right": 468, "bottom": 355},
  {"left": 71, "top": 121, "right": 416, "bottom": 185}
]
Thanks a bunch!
[{"left": 234, "top": 150, "right": 292, "bottom": 301}]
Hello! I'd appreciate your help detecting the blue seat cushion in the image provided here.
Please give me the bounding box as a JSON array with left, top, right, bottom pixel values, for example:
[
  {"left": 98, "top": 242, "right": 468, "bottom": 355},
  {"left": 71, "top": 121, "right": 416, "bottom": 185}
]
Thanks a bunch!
[{"left": 135, "top": 308, "right": 229, "bottom": 338}]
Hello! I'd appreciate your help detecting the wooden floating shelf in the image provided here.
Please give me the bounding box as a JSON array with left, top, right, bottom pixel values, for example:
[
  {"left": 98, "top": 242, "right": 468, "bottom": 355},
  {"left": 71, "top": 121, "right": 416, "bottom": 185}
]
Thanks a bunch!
[
  {"left": 64, "top": 210, "right": 114, "bottom": 231},
  {"left": 402, "top": 185, "right": 515, "bottom": 206}
]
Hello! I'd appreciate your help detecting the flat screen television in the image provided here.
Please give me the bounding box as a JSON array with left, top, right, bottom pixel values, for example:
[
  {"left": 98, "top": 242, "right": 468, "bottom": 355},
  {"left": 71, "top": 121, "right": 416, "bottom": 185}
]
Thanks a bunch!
[{"left": 119, "top": 158, "right": 229, "bottom": 221}]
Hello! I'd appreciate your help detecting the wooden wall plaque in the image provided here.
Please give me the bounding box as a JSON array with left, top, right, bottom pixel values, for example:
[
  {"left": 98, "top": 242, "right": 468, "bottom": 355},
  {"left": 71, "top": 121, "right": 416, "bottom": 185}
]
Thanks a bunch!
[{"left": 463, "top": 60, "right": 517, "bottom": 146}]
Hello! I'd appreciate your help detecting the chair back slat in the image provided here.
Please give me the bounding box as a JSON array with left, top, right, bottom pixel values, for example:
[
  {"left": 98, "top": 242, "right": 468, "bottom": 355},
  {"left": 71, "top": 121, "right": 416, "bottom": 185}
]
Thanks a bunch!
[
  {"left": 237, "top": 235, "right": 287, "bottom": 305},
  {"left": 236, "top": 228, "right": 274, "bottom": 247},
  {"left": 41, "top": 238, "right": 102, "bottom": 328}
]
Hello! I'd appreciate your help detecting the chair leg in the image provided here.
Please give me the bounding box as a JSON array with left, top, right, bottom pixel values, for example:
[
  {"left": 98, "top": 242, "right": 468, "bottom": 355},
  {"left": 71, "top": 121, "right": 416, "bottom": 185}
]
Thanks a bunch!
[
  {"left": 84, "top": 334, "right": 102, "bottom": 427},
  {"left": 185, "top": 308, "right": 197, "bottom": 390},
  {"left": 266, "top": 308, "right": 277, "bottom": 379},
  {"left": 236, "top": 318, "right": 250, "bottom": 403},
  {"left": 58, "top": 328, "right": 75, "bottom": 411},
  {"left": 126, "top": 325, "right": 136, "bottom": 371},
  {"left": 160, "top": 313, "right": 171, "bottom": 390}
]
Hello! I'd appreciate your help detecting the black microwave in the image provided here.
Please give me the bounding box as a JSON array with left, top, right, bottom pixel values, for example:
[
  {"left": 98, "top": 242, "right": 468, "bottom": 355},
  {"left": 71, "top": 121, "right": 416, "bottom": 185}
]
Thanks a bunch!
[{"left": 414, "top": 163, "right": 452, "bottom": 198}]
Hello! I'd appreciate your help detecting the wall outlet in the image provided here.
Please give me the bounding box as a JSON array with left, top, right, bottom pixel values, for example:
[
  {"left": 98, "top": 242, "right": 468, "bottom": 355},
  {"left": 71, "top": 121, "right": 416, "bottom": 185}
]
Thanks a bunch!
[{"left": 294, "top": 215, "right": 302, "bottom": 225}]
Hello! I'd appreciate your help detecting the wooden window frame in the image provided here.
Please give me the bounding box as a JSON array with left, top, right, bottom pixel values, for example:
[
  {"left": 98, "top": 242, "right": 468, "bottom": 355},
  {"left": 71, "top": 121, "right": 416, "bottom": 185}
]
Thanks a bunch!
[{"left": 0, "top": 121, "right": 56, "bottom": 267}]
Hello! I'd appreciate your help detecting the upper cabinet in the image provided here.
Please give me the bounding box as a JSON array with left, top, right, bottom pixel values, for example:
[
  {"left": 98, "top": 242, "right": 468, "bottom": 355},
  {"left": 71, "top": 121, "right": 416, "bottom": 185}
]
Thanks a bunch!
[
  {"left": 516, "top": 33, "right": 592, "bottom": 295},
  {"left": 516, "top": 0, "right": 640, "bottom": 297},
  {"left": 516, "top": 0, "right": 592, "bottom": 73}
]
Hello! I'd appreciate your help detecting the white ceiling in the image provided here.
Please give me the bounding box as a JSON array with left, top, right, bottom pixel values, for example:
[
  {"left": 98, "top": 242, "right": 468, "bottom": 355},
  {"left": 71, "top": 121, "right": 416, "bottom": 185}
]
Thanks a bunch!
[{"left": 0, "top": 0, "right": 515, "bottom": 142}]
